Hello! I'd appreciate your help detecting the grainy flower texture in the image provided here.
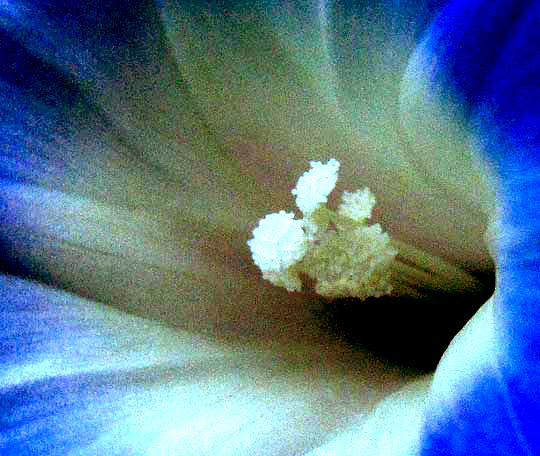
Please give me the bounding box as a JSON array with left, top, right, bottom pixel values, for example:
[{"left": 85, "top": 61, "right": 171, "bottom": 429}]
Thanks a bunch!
[{"left": 0, "top": 1, "right": 539, "bottom": 455}]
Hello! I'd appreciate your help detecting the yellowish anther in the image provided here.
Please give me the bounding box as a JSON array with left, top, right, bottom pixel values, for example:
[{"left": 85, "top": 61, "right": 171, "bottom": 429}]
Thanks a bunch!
[{"left": 301, "top": 214, "right": 397, "bottom": 299}]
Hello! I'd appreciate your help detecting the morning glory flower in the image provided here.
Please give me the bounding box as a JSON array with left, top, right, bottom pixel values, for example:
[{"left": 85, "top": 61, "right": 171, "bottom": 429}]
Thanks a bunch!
[{"left": 0, "top": 0, "right": 537, "bottom": 454}]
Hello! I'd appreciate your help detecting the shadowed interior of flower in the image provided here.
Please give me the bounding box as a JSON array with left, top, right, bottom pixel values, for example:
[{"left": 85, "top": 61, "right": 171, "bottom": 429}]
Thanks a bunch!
[
  {"left": 245, "top": 156, "right": 495, "bottom": 368},
  {"left": 0, "top": 1, "right": 508, "bottom": 455}
]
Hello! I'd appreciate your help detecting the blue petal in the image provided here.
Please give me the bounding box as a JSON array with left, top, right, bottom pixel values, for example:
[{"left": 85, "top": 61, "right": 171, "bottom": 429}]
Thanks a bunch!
[{"left": 417, "top": 0, "right": 540, "bottom": 453}]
